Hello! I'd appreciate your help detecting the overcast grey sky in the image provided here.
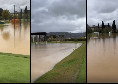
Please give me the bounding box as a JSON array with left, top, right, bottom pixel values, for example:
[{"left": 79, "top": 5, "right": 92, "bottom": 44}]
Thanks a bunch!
[
  {"left": 88, "top": 0, "right": 118, "bottom": 27},
  {"left": 31, "top": 0, "right": 86, "bottom": 33},
  {"left": 0, "top": 0, "right": 30, "bottom": 13}
]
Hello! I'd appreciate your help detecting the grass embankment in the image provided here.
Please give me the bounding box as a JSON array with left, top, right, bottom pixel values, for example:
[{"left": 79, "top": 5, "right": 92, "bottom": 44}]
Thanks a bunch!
[
  {"left": 0, "top": 53, "right": 30, "bottom": 83},
  {"left": 35, "top": 41, "right": 86, "bottom": 83}
]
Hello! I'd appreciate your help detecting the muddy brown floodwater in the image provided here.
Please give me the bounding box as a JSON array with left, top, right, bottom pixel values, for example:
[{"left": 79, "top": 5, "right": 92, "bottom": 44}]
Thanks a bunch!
[
  {"left": 87, "top": 33, "right": 118, "bottom": 83},
  {"left": 31, "top": 43, "right": 82, "bottom": 82},
  {"left": 0, "top": 22, "right": 30, "bottom": 55}
]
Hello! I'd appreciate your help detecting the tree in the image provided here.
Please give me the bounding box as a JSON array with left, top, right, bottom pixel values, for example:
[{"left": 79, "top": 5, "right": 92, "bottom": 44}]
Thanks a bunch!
[
  {"left": 2, "top": 10, "right": 10, "bottom": 20},
  {"left": 87, "top": 28, "right": 92, "bottom": 33},
  {"left": 50, "top": 35, "right": 54, "bottom": 41},
  {"left": 108, "top": 23, "right": 110, "bottom": 27},
  {"left": 24, "top": 6, "right": 27, "bottom": 14},
  {"left": 112, "top": 20, "right": 116, "bottom": 33},
  {"left": 0, "top": 8, "right": 3, "bottom": 20},
  {"left": 98, "top": 23, "right": 99, "bottom": 28},
  {"left": 24, "top": 6, "right": 28, "bottom": 19},
  {"left": 102, "top": 21, "right": 105, "bottom": 29},
  {"left": 59, "top": 35, "right": 64, "bottom": 42},
  {"left": 20, "top": 9, "right": 22, "bottom": 19},
  {"left": 0, "top": 8, "right": 3, "bottom": 16}
]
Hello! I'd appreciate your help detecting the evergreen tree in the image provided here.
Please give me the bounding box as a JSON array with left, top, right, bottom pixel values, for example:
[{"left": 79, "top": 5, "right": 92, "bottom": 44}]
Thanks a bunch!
[
  {"left": 102, "top": 21, "right": 105, "bottom": 29},
  {"left": 98, "top": 23, "right": 99, "bottom": 28},
  {"left": 0, "top": 8, "right": 3, "bottom": 20},
  {"left": 0, "top": 8, "right": 3, "bottom": 16},
  {"left": 24, "top": 6, "right": 27, "bottom": 19},
  {"left": 20, "top": 9, "right": 22, "bottom": 19},
  {"left": 112, "top": 20, "right": 116, "bottom": 33},
  {"left": 108, "top": 23, "right": 110, "bottom": 27},
  {"left": 24, "top": 6, "right": 27, "bottom": 14}
]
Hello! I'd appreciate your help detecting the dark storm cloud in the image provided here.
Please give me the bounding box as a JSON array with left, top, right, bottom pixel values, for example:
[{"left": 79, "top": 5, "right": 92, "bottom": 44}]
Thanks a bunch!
[
  {"left": 88, "top": 0, "right": 118, "bottom": 27},
  {"left": 31, "top": 0, "right": 86, "bottom": 33},
  {"left": 0, "top": 0, "right": 30, "bottom": 13}
]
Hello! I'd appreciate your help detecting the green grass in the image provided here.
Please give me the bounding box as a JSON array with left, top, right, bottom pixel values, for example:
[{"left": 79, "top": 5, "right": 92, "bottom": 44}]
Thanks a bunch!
[
  {"left": 35, "top": 41, "right": 86, "bottom": 83},
  {"left": 77, "top": 51, "right": 86, "bottom": 83},
  {"left": 0, "top": 52, "right": 30, "bottom": 83}
]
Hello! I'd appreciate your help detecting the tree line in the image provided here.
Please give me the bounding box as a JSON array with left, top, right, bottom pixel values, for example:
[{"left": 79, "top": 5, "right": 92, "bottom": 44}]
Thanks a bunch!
[
  {"left": 0, "top": 6, "right": 30, "bottom": 21},
  {"left": 87, "top": 20, "right": 118, "bottom": 33}
]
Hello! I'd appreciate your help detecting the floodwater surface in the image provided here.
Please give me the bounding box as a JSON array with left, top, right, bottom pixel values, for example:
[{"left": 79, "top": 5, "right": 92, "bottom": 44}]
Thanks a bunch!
[
  {"left": 0, "top": 22, "right": 30, "bottom": 55},
  {"left": 87, "top": 34, "right": 118, "bottom": 83},
  {"left": 31, "top": 43, "right": 82, "bottom": 82}
]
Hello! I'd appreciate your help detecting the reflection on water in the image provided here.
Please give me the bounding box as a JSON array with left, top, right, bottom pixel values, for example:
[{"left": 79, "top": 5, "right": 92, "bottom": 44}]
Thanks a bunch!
[
  {"left": 0, "top": 22, "right": 30, "bottom": 55},
  {"left": 87, "top": 33, "right": 118, "bottom": 83},
  {"left": 2, "top": 32, "right": 10, "bottom": 40},
  {"left": 31, "top": 43, "right": 82, "bottom": 82}
]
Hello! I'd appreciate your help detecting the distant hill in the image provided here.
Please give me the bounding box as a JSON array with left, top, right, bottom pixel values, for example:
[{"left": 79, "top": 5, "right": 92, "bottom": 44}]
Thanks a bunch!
[{"left": 47, "top": 32, "right": 86, "bottom": 39}]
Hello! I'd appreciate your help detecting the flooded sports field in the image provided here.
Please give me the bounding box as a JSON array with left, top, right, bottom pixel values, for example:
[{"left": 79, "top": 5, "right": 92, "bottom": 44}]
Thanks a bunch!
[
  {"left": 0, "top": 22, "right": 30, "bottom": 55},
  {"left": 87, "top": 33, "right": 118, "bottom": 83},
  {"left": 31, "top": 43, "right": 82, "bottom": 82}
]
